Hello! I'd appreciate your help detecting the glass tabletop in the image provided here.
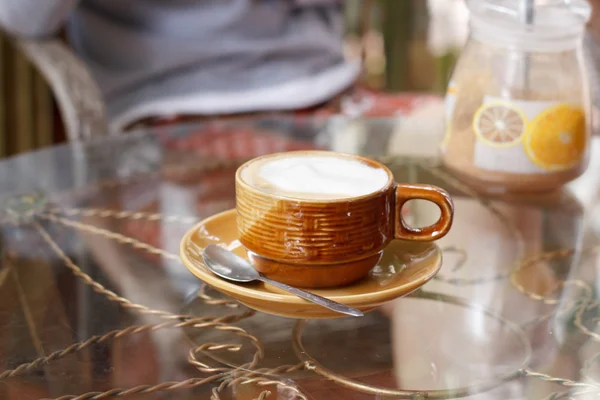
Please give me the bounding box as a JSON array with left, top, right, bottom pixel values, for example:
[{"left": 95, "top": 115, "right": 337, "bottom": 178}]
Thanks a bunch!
[{"left": 0, "top": 116, "right": 599, "bottom": 400}]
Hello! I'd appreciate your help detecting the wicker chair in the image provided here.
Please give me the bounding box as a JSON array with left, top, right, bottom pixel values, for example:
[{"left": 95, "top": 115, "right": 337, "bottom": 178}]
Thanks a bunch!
[{"left": 12, "top": 37, "right": 109, "bottom": 141}]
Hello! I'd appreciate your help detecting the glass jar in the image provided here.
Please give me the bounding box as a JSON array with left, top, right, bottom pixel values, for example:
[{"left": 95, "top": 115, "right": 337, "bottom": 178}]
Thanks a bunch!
[{"left": 441, "top": 0, "right": 591, "bottom": 193}]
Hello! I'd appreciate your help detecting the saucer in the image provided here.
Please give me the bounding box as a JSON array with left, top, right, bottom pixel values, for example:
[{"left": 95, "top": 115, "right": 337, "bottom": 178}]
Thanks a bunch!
[{"left": 180, "top": 209, "right": 442, "bottom": 319}]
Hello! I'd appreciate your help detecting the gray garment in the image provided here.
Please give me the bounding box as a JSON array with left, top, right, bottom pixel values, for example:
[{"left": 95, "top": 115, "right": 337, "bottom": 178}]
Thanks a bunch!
[{"left": 0, "top": 0, "right": 357, "bottom": 130}]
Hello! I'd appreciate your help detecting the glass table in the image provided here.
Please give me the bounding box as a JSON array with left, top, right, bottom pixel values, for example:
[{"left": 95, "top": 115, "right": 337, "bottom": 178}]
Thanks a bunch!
[{"left": 0, "top": 116, "right": 599, "bottom": 400}]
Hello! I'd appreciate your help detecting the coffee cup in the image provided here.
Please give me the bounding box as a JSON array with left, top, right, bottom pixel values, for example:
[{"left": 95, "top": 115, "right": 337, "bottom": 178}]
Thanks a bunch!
[{"left": 235, "top": 151, "right": 453, "bottom": 288}]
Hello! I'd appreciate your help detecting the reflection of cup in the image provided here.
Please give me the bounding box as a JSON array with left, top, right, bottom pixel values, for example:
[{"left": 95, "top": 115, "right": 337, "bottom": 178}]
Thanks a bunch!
[{"left": 235, "top": 151, "right": 454, "bottom": 288}]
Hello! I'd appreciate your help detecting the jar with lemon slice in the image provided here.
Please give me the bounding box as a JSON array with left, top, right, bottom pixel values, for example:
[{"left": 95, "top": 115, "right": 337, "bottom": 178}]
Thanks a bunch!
[{"left": 441, "top": 0, "right": 592, "bottom": 193}]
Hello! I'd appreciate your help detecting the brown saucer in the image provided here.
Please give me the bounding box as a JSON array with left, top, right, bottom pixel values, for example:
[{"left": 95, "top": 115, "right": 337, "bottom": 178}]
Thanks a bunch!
[{"left": 180, "top": 209, "right": 442, "bottom": 319}]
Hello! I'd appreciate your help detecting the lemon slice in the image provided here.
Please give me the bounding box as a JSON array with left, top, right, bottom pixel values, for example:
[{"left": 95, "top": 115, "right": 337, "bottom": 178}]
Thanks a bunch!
[
  {"left": 524, "top": 104, "right": 586, "bottom": 171},
  {"left": 473, "top": 102, "right": 527, "bottom": 148}
]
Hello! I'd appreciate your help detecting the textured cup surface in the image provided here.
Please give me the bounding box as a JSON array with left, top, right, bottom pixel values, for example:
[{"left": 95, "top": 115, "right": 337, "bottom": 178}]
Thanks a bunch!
[{"left": 237, "top": 185, "right": 396, "bottom": 262}]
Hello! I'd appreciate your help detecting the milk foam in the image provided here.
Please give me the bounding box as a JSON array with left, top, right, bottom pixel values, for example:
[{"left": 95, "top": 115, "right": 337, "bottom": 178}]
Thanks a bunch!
[{"left": 243, "top": 155, "right": 390, "bottom": 199}]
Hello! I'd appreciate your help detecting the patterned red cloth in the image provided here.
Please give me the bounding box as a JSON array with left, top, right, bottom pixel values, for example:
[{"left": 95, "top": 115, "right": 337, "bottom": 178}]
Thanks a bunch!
[
  {"left": 358, "top": 91, "right": 442, "bottom": 117},
  {"left": 160, "top": 123, "right": 320, "bottom": 159}
]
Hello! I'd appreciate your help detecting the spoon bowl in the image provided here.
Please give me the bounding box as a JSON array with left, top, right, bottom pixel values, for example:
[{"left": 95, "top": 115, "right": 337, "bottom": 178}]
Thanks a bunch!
[{"left": 203, "top": 245, "right": 260, "bottom": 282}]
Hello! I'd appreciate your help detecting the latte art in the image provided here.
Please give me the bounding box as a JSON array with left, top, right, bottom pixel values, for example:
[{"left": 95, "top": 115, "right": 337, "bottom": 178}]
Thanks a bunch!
[{"left": 241, "top": 154, "right": 390, "bottom": 200}]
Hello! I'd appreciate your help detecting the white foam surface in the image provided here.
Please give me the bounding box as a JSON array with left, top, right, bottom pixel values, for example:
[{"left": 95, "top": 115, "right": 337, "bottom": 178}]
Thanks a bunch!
[{"left": 254, "top": 156, "right": 389, "bottom": 198}]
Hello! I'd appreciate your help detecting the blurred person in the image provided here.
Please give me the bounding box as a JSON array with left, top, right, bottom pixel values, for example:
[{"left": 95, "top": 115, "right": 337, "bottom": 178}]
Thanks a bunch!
[{"left": 0, "top": 0, "right": 360, "bottom": 132}]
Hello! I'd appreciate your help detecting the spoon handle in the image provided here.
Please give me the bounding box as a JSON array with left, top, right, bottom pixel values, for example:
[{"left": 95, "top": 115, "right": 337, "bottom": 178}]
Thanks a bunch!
[{"left": 258, "top": 276, "right": 364, "bottom": 317}]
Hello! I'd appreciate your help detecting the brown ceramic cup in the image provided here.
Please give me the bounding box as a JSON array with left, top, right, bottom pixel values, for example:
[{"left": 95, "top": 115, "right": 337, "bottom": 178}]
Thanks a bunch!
[{"left": 235, "top": 151, "right": 454, "bottom": 288}]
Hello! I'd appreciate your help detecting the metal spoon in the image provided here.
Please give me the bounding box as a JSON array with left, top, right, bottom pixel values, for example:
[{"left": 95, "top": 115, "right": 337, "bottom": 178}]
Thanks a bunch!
[{"left": 202, "top": 245, "right": 364, "bottom": 317}]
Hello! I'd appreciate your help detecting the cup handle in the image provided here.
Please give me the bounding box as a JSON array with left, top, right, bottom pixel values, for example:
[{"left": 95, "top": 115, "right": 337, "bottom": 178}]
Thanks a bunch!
[{"left": 394, "top": 184, "right": 454, "bottom": 241}]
